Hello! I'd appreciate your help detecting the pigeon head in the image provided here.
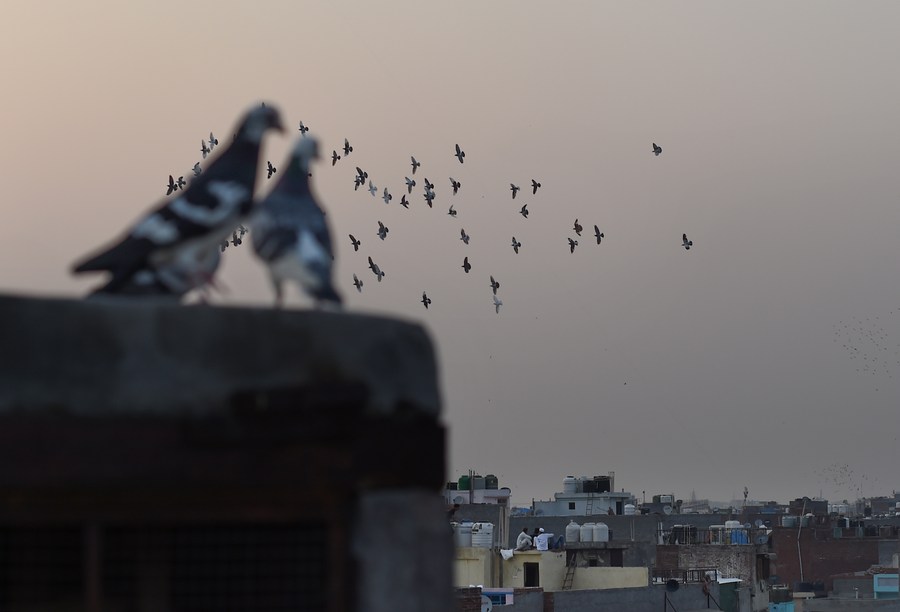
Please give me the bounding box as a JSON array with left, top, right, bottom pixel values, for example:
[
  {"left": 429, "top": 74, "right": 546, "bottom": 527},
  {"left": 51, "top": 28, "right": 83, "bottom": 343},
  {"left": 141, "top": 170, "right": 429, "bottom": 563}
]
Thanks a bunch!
[
  {"left": 290, "top": 136, "right": 320, "bottom": 172},
  {"left": 237, "top": 103, "right": 285, "bottom": 143}
]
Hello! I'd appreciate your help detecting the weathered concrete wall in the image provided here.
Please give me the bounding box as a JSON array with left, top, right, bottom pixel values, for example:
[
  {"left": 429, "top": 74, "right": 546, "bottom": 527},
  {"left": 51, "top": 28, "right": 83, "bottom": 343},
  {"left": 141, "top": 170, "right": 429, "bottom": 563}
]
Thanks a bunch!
[
  {"left": 508, "top": 589, "right": 544, "bottom": 612},
  {"left": 571, "top": 566, "right": 648, "bottom": 590},
  {"left": 548, "top": 583, "right": 719, "bottom": 612},
  {"left": 454, "top": 547, "right": 493, "bottom": 587},
  {"left": 677, "top": 544, "right": 758, "bottom": 583}
]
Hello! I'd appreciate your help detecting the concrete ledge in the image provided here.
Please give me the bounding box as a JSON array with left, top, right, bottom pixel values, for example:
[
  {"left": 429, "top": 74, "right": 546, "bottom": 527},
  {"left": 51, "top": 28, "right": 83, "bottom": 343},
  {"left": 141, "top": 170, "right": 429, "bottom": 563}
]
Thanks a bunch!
[{"left": 0, "top": 293, "right": 441, "bottom": 418}]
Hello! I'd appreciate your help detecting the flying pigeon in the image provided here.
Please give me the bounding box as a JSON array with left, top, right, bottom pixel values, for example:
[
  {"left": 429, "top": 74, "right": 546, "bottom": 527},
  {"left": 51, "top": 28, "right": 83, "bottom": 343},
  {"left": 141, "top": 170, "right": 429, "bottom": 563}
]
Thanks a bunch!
[
  {"left": 424, "top": 177, "right": 435, "bottom": 191},
  {"left": 448, "top": 204, "right": 457, "bottom": 217},
  {"left": 573, "top": 219, "right": 583, "bottom": 236},
  {"left": 511, "top": 236, "right": 521, "bottom": 254},
  {"left": 520, "top": 204, "right": 529, "bottom": 219},
  {"left": 568, "top": 237, "right": 578, "bottom": 253},
  {"left": 410, "top": 156, "right": 421, "bottom": 174},
  {"left": 349, "top": 234, "right": 361, "bottom": 251},
  {"left": 176, "top": 176, "right": 186, "bottom": 190},
  {"left": 331, "top": 150, "right": 341, "bottom": 166},
  {"left": 462, "top": 256, "right": 471, "bottom": 273},
  {"left": 368, "top": 256, "right": 385, "bottom": 281},
  {"left": 400, "top": 194, "right": 409, "bottom": 209},
  {"left": 250, "top": 136, "right": 342, "bottom": 307},
  {"left": 382, "top": 188, "right": 392, "bottom": 205},
  {"left": 493, "top": 294, "right": 503, "bottom": 314},
  {"left": 454, "top": 143, "right": 466, "bottom": 164},
  {"left": 201, "top": 140, "right": 210, "bottom": 159},
  {"left": 594, "top": 225, "right": 605, "bottom": 244},
  {"left": 353, "top": 273, "right": 363, "bottom": 292},
  {"left": 421, "top": 291, "right": 432, "bottom": 309},
  {"left": 377, "top": 220, "right": 389, "bottom": 240},
  {"left": 343, "top": 138, "right": 352, "bottom": 157},
  {"left": 653, "top": 142, "right": 662, "bottom": 156},
  {"left": 353, "top": 175, "right": 363, "bottom": 191},
  {"left": 209, "top": 132, "right": 219, "bottom": 149},
  {"left": 267, "top": 161, "right": 277, "bottom": 179},
  {"left": 510, "top": 184, "right": 520, "bottom": 199},
  {"left": 368, "top": 180, "right": 378, "bottom": 196},
  {"left": 405, "top": 176, "right": 416, "bottom": 194},
  {"left": 166, "top": 175, "right": 178, "bottom": 196},
  {"left": 298, "top": 121, "right": 309, "bottom": 135},
  {"left": 192, "top": 162, "right": 202, "bottom": 177},
  {"left": 230, "top": 230, "right": 242, "bottom": 247},
  {"left": 531, "top": 179, "right": 541, "bottom": 195},
  {"left": 450, "top": 177, "right": 461, "bottom": 195},
  {"left": 356, "top": 166, "right": 368, "bottom": 182},
  {"left": 72, "top": 103, "right": 285, "bottom": 294},
  {"left": 489, "top": 275, "right": 500, "bottom": 294},
  {"left": 423, "top": 188, "right": 435, "bottom": 208},
  {"left": 236, "top": 224, "right": 248, "bottom": 238},
  {"left": 682, "top": 233, "right": 693, "bottom": 250},
  {"left": 460, "top": 228, "right": 470, "bottom": 244}
]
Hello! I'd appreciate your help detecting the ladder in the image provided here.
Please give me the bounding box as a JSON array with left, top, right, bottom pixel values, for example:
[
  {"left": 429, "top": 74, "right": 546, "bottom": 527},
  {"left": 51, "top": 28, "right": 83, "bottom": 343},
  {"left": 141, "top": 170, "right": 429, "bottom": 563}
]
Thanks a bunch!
[
  {"left": 585, "top": 493, "right": 593, "bottom": 516},
  {"left": 561, "top": 554, "right": 577, "bottom": 591}
]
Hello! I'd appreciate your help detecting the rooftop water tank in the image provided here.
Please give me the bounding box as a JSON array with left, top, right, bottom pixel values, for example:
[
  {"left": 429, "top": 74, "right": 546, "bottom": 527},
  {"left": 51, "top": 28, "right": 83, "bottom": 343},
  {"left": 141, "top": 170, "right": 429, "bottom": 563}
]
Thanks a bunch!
[
  {"left": 624, "top": 504, "right": 636, "bottom": 516},
  {"left": 724, "top": 520, "right": 742, "bottom": 529},
  {"left": 472, "top": 475, "right": 486, "bottom": 490},
  {"left": 580, "top": 523, "right": 595, "bottom": 543},
  {"left": 659, "top": 494, "right": 674, "bottom": 504},
  {"left": 563, "top": 476, "right": 579, "bottom": 495},
  {"left": 458, "top": 475, "right": 471, "bottom": 491},
  {"left": 471, "top": 522, "right": 494, "bottom": 548},
  {"left": 593, "top": 522, "right": 609, "bottom": 543},
  {"left": 456, "top": 521, "right": 473, "bottom": 547},
  {"left": 565, "top": 520, "right": 581, "bottom": 544},
  {"left": 837, "top": 503, "right": 848, "bottom": 515},
  {"left": 782, "top": 516, "right": 798, "bottom": 528},
  {"left": 485, "top": 474, "right": 499, "bottom": 490}
]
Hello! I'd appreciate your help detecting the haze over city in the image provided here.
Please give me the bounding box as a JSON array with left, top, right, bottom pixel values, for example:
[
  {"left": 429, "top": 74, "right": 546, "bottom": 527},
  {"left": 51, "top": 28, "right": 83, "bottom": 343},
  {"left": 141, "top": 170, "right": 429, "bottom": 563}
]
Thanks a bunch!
[{"left": 3, "top": 1, "right": 899, "bottom": 506}]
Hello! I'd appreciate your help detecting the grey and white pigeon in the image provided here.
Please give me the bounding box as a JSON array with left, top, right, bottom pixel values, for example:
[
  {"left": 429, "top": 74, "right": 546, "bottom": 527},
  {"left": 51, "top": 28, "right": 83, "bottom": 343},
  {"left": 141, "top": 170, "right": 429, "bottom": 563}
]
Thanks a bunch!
[
  {"left": 177, "top": 176, "right": 186, "bottom": 190},
  {"left": 377, "top": 220, "right": 389, "bottom": 240},
  {"left": 424, "top": 177, "right": 435, "bottom": 191},
  {"left": 454, "top": 143, "right": 466, "bottom": 164},
  {"left": 450, "top": 177, "right": 461, "bottom": 195},
  {"left": 520, "top": 204, "right": 529, "bottom": 219},
  {"left": 652, "top": 142, "right": 662, "bottom": 156},
  {"left": 382, "top": 188, "right": 392, "bottom": 205},
  {"left": 489, "top": 275, "right": 500, "bottom": 294},
  {"left": 353, "top": 175, "right": 363, "bottom": 191},
  {"left": 405, "top": 176, "right": 416, "bottom": 194},
  {"left": 353, "top": 273, "right": 363, "bottom": 292},
  {"left": 448, "top": 204, "right": 457, "bottom": 218},
  {"left": 531, "top": 179, "right": 541, "bottom": 194},
  {"left": 267, "top": 161, "right": 277, "bottom": 179},
  {"left": 568, "top": 237, "right": 578, "bottom": 253},
  {"left": 192, "top": 162, "right": 202, "bottom": 177},
  {"left": 201, "top": 139, "right": 211, "bottom": 159},
  {"left": 250, "top": 136, "right": 342, "bottom": 307},
  {"left": 411, "top": 156, "right": 421, "bottom": 174},
  {"left": 343, "top": 138, "right": 352, "bottom": 157},
  {"left": 423, "top": 188, "right": 435, "bottom": 208},
  {"left": 400, "top": 194, "right": 409, "bottom": 209},
  {"left": 356, "top": 166, "right": 368, "bottom": 183},
  {"left": 510, "top": 183, "right": 520, "bottom": 199},
  {"left": 682, "top": 233, "right": 693, "bottom": 250},
  {"left": 73, "top": 103, "right": 285, "bottom": 294},
  {"left": 462, "top": 256, "right": 471, "bottom": 273},
  {"left": 349, "top": 234, "right": 361, "bottom": 251},
  {"left": 511, "top": 236, "right": 521, "bottom": 254},
  {"left": 298, "top": 121, "right": 309, "bottom": 135},
  {"left": 573, "top": 219, "right": 583, "bottom": 236},
  {"left": 368, "top": 180, "right": 377, "bottom": 197},
  {"left": 166, "top": 175, "right": 177, "bottom": 196},
  {"left": 331, "top": 150, "right": 341, "bottom": 166},
  {"left": 90, "top": 247, "right": 222, "bottom": 301},
  {"left": 209, "top": 132, "right": 219, "bottom": 149},
  {"left": 368, "top": 256, "right": 385, "bottom": 281},
  {"left": 493, "top": 294, "right": 503, "bottom": 314},
  {"left": 594, "top": 225, "right": 604, "bottom": 244},
  {"left": 460, "top": 228, "right": 470, "bottom": 244},
  {"left": 421, "top": 291, "right": 432, "bottom": 309}
]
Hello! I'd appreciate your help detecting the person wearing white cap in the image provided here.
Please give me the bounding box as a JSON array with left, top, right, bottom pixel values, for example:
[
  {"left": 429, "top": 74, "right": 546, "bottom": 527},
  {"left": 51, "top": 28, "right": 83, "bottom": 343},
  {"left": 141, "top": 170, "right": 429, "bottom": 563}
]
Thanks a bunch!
[{"left": 534, "top": 528, "right": 553, "bottom": 551}]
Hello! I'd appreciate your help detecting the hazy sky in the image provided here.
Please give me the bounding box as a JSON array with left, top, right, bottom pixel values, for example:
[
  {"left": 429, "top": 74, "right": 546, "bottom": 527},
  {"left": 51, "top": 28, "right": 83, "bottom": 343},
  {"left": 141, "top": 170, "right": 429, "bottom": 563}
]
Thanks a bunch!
[{"left": 3, "top": 2, "right": 900, "bottom": 506}]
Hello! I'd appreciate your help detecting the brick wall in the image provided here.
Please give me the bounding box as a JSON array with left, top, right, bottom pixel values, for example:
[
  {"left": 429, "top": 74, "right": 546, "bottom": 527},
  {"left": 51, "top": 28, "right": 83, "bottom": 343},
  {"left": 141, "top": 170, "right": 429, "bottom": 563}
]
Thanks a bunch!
[{"left": 771, "top": 527, "right": 881, "bottom": 591}]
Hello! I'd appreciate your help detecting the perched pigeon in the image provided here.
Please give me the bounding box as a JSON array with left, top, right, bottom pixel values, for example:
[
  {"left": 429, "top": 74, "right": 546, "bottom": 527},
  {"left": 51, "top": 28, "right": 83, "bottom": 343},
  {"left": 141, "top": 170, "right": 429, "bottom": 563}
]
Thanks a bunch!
[
  {"left": 353, "top": 273, "right": 363, "bottom": 292},
  {"left": 368, "top": 180, "right": 377, "bottom": 197},
  {"left": 251, "top": 136, "right": 342, "bottom": 307},
  {"left": 462, "top": 256, "right": 471, "bottom": 273},
  {"left": 267, "top": 161, "right": 277, "bottom": 179},
  {"left": 423, "top": 188, "right": 435, "bottom": 208},
  {"left": 343, "top": 138, "right": 353, "bottom": 157},
  {"left": 177, "top": 176, "right": 186, "bottom": 190},
  {"left": 594, "top": 225, "right": 604, "bottom": 244},
  {"left": 511, "top": 236, "right": 522, "bottom": 254},
  {"left": 368, "top": 256, "right": 385, "bottom": 281},
  {"left": 382, "top": 188, "right": 392, "bottom": 205},
  {"left": 331, "top": 150, "right": 341, "bottom": 166},
  {"left": 349, "top": 234, "right": 361, "bottom": 251},
  {"left": 209, "top": 132, "right": 219, "bottom": 149},
  {"left": 510, "top": 183, "right": 520, "bottom": 199},
  {"left": 652, "top": 142, "right": 662, "bottom": 156},
  {"left": 90, "top": 247, "right": 222, "bottom": 301},
  {"left": 400, "top": 194, "right": 409, "bottom": 209},
  {"left": 460, "top": 228, "right": 470, "bottom": 244},
  {"left": 450, "top": 177, "right": 461, "bottom": 195},
  {"left": 192, "top": 162, "right": 202, "bottom": 177},
  {"left": 298, "top": 121, "right": 309, "bottom": 135},
  {"left": 421, "top": 291, "right": 432, "bottom": 309},
  {"left": 166, "top": 175, "right": 178, "bottom": 196},
  {"left": 424, "top": 177, "right": 435, "bottom": 191},
  {"left": 405, "top": 176, "right": 416, "bottom": 194},
  {"left": 410, "top": 156, "right": 421, "bottom": 174},
  {"left": 682, "top": 233, "right": 693, "bottom": 250},
  {"left": 201, "top": 140, "right": 210, "bottom": 159},
  {"left": 531, "top": 179, "right": 542, "bottom": 195},
  {"left": 568, "top": 237, "right": 578, "bottom": 253},
  {"left": 493, "top": 294, "right": 503, "bottom": 314},
  {"left": 377, "top": 220, "right": 389, "bottom": 241},
  {"left": 489, "top": 275, "right": 500, "bottom": 294},
  {"left": 520, "top": 204, "right": 529, "bottom": 219},
  {"left": 72, "top": 103, "right": 284, "bottom": 293},
  {"left": 454, "top": 143, "right": 466, "bottom": 164},
  {"left": 448, "top": 204, "right": 457, "bottom": 218},
  {"left": 573, "top": 219, "right": 583, "bottom": 236}
]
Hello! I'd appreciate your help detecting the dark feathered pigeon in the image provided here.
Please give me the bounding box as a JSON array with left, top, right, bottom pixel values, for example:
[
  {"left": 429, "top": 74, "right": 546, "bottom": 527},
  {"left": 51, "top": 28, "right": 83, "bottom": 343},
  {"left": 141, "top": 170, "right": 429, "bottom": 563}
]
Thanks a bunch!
[
  {"left": 250, "top": 137, "right": 342, "bottom": 307},
  {"left": 368, "top": 256, "right": 385, "bottom": 281},
  {"left": 72, "top": 103, "right": 284, "bottom": 293},
  {"left": 455, "top": 143, "right": 465, "bottom": 164},
  {"left": 349, "top": 234, "right": 361, "bottom": 251},
  {"left": 343, "top": 138, "right": 352, "bottom": 156},
  {"left": 448, "top": 204, "right": 457, "bottom": 218},
  {"left": 382, "top": 188, "right": 392, "bottom": 205},
  {"left": 510, "top": 183, "right": 520, "bottom": 199},
  {"left": 423, "top": 188, "right": 435, "bottom": 208},
  {"left": 594, "top": 225, "right": 604, "bottom": 244},
  {"left": 682, "top": 233, "right": 693, "bottom": 250},
  {"left": 298, "top": 121, "right": 309, "bottom": 135},
  {"left": 192, "top": 162, "right": 202, "bottom": 177},
  {"left": 421, "top": 291, "right": 432, "bottom": 309},
  {"left": 331, "top": 150, "right": 341, "bottom": 166},
  {"left": 405, "top": 177, "right": 416, "bottom": 194},
  {"left": 568, "top": 237, "right": 578, "bottom": 253},
  {"left": 489, "top": 275, "right": 500, "bottom": 294},
  {"left": 653, "top": 142, "right": 662, "bottom": 156},
  {"left": 531, "top": 179, "right": 541, "bottom": 194},
  {"left": 166, "top": 175, "right": 177, "bottom": 196},
  {"left": 424, "top": 177, "right": 435, "bottom": 191},
  {"left": 411, "top": 156, "right": 420, "bottom": 174},
  {"left": 450, "top": 177, "right": 461, "bottom": 195},
  {"left": 460, "top": 228, "right": 470, "bottom": 244},
  {"left": 201, "top": 140, "right": 211, "bottom": 159},
  {"left": 511, "top": 236, "right": 522, "bottom": 254},
  {"left": 90, "top": 247, "right": 222, "bottom": 301},
  {"left": 520, "top": 204, "right": 529, "bottom": 219},
  {"left": 177, "top": 176, "right": 186, "bottom": 190},
  {"left": 266, "top": 161, "right": 278, "bottom": 179},
  {"left": 353, "top": 273, "right": 363, "bottom": 292},
  {"left": 377, "top": 220, "right": 389, "bottom": 241},
  {"left": 462, "top": 256, "right": 471, "bottom": 273},
  {"left": 400, "top": 194, "right": 409, "bottom": 209},
  {"left": 573, "top": 219, "right": 583, "bottom": 236},
  {"left": 356, "top": 166, "right": 368, "bottom": 182}
]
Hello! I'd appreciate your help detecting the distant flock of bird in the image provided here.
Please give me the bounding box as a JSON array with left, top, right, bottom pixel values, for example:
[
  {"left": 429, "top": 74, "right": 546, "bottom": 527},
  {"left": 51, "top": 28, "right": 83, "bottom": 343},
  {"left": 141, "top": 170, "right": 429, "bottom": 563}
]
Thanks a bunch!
[{"left": 71, "top": 104, "right": 690, "bottom": 313}]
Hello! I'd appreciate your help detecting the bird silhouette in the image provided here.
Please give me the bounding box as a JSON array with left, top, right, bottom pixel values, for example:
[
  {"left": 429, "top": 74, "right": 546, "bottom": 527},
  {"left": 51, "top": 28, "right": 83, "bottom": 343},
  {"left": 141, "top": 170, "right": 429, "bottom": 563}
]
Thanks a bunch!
[
  {"left": 531, "top": 179, "right": 541, "bottom": 194},
  {"left": 349, "top": 234, "right": 361, "bottom": 251},
  {"left": 450, "top": 177, "right": 461, "bottom": 195},
  {"left": 455, "top": 143, "right": 466, "bottom": 163},
  {"left": 682, "top": 233, "right": 693, "bottom": 250},
  {"left": 652, "top": 142, "right": 662, "bottom": 156},
  {"left": 353, "top": 273, "right": 363, "bottom": 292},
  {"left": 510, "top": 184, "right": 520, "bottom": 199},
  {"left": 422, "top": 291, "right": 432, "bottom": 309},
  {"left": 511, "top": 237, "right": 522, "bottom": 254},
  {"left": 460, "top": 228, "right": 470, "bottom": 244},
  {"left": 594, "top": 225, "right": 604, "bottom": 244},
  {"left": 568, "top": 237, "right": 578, "bottom": 253},
  {"left": 267, "top": 161, "right": 277, "bottom": 179},
  {"left": 490, "top": 275, "right": 500, "bottom": 294},
  {"left": 331, "top": 150, "right": 341, "bottom": 166},
  {"left": 520, "top": 204, "right": 529, "bottom": 219},
  {"left": 462, "top": 256, "right": 471, "bottom": 273},
  {"left": 410, "top": 156, "right": 421, "bottom": 174},
  {"left": 343, "top": 138, "right": 352, "bottom": 156}
]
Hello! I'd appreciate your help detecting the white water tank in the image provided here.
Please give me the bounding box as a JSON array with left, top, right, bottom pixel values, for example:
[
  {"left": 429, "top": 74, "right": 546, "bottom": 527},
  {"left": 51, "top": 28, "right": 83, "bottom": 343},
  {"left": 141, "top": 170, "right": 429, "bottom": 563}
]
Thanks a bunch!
[
  {"left": 837, "top": 503, "right": 848, "bottom": 515},
  {"left": 563, "top": 476, "right": 579, "bottom": 495},
  {"left": 580, "top": 522, "right": 595, "bottom": 543},
  {"left": 724, "top": 520, "right": 741, "bottom": 529},
  {"left": 624, "top": 504, "right": 636, "bottom": 516},
  {"left": 565, "top": 520, "right": 581, "bottom": 543},
  {"left": 659, "top": 494, "right": 674, "bottom": 504},
  {"left": 593, "top": 522, "right": 609, "bottom": 542},
  {"left": 456, "top": 521, "right": 473, "bottom": 547},
  {"left": 471, "top": 522, "right": 494, "bottom": 548}
]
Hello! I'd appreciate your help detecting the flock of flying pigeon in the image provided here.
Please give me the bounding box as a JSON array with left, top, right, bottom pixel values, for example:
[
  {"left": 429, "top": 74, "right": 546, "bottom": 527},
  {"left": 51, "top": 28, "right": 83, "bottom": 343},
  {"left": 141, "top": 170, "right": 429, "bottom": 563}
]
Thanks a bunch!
[{"left": 70, "top": 103, "right": 690, "bottom": 314}]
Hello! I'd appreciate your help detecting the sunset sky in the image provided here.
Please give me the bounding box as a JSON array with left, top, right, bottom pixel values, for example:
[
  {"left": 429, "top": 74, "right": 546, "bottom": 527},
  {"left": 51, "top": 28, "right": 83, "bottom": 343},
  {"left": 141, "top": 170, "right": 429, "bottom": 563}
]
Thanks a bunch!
[{"left": 3, "top": 1, "right": 900, "bottom": 505}]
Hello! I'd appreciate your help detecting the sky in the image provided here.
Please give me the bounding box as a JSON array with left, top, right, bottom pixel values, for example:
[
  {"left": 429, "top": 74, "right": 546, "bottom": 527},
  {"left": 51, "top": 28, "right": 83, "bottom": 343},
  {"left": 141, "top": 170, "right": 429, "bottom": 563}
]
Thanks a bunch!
[{"left": 3, "top": 1, "right": 900, "bottom": 506}]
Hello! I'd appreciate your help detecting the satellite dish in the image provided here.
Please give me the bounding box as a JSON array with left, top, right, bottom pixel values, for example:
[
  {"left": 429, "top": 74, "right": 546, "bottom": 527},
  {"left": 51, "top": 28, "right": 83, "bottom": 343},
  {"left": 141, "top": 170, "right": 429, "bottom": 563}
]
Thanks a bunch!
[
  {"left": 480, "top": 594, "right": 493, "bottom": 612},
  {"left": 663, "top": 505, "right": 673, "bottom": 515},
  {"left": 666, "top": 579, "right": 680, "bottom": 592},
  {"left": 754, "top": 519, "right": 764, "bottom": 528}
]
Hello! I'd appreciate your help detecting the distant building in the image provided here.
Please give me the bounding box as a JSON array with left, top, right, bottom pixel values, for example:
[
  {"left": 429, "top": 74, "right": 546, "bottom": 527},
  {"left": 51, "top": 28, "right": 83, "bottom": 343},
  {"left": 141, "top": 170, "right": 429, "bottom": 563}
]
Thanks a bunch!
[{"left": 532, "top": 473, "right": 635, "bottom": 517}]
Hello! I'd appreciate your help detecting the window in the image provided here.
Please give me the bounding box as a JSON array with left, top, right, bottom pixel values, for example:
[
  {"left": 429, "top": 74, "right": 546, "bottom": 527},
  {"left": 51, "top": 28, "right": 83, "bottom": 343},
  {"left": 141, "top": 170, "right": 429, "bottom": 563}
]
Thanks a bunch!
[
  {"left": 610, "top": 549, "right": 624, "bottom": 568},
  {"left": 568, "top": 502, "right": 576, "bottom": 510},
  {"left": 524, "top": 562, "right": 540, "bottom": 587}
]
